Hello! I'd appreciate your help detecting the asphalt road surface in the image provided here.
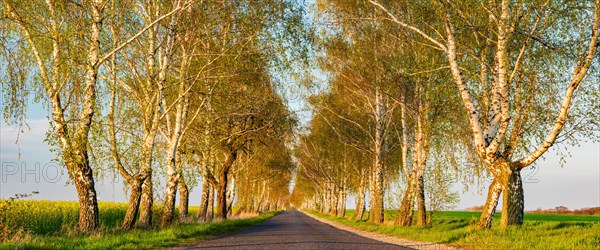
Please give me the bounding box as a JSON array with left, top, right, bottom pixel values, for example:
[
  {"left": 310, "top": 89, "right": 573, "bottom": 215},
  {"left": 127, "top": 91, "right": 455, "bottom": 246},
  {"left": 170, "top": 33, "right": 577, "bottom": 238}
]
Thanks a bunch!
[{"left": 173, "top": 210, "right": 412, "bottom": 249}]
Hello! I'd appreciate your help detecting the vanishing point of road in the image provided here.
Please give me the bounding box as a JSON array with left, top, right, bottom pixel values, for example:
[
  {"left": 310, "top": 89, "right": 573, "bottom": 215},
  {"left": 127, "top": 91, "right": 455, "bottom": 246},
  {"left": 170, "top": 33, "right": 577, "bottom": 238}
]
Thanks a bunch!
[{"left": 173, "top": 210, "right": 412, "bottom": 249}]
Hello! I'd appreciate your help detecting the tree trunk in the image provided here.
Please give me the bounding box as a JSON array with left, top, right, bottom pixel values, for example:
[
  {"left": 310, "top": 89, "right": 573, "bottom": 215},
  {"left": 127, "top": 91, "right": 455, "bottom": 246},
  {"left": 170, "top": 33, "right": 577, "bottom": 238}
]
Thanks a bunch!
[
  {"left": 416, "top": 175, "right": 427, "bottom": 226},
  {"left": 369, "top": 164, "right": 385, "bottom": 224},
  {"left": 161, "top": 172, "right": 180, "bottom": 226},
  {"left": 395, "top": 178, "right": 415, "bottom": 226},
  {"left": 214, "top": 151, "right": 236, "bottom": 219},
  {"left": 226, "top": 177, "right": 235, "bottom": 216},
  {"left": 319, "top": 192, "right": 326, "bottom": 213},
  {"left": 249, "top": 197, "right": 255, "bottom": 213},
  {"left": 323, "top": 187, "right": 330, "bottom": 214},
  {"left": 338, "top": 188, "right": 346, "bottom": 217},
  {"left": 121, "top": 179, "right": 143, "bottom": 230},
  {"left": 263, "top": 188, "right": 271, "bottom": 212},
  {"left": 70, "top": 1, "right": 102, "bottom": 233},
  {"left": 256, "top": 181, "right": 266, "bottom": 213},
  {"left": 248, "top": 181, "right": 256, "bottom": 213},
  {"left": 354, "top": 175, "right": 367, "bottom": 220},
  {"left": 354, "top": 189, "right": 366, "bottom": 220},
  {"left": 369, "top": 87, "right": 386, "bottom": 224},
  {"left": 478, "top": 178, "right": 502, "bottom": 229},
  {"left": 364, "top": 185, "right": 371, "bottom": 221},
  {"left": 197, "top": 179, "right": 210, "bottom": 222},
  {"left": 214, "top": 182, "right": 228, "bottom": 220},
  {"left": 369, "top": 157, "right": 385, "bottom": 224},
  {"left": 138, "top": 174, "right": 153, "bottom": 228},
  {"left": 72, "top": 161, "right": 100, "bottom": 232},
  {"left": 207, "top": 186, "right": 214, "bottom": 221},
  {"left": 414, "top": 110, "right": 429, "bottom": 227},
  {"left": 178, "top": 180, "right": 189, "bottom": 221},
  {"left": 331, "top": 185, "right": 339, "bottom": 216},
  {"left": 500, "top": 169, "right": 524, "bottom": 227},
  {"left": 227, "top": 191, "right": 235, "bottom": 216}
]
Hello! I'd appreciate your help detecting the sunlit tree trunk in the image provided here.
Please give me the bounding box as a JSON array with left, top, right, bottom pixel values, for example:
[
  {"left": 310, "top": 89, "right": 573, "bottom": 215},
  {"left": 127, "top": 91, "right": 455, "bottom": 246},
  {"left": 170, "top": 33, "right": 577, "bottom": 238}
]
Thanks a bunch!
[
  {"left": 161, "top": 169, "right": 181, "bottom": 226},
  {"left": 226, "top": 177, "right": 236, "bottom": 216},
  {"left": 414, "top": 112, "right": 428, "bottom": 226},
  {"left": 250, "top": 181, "right": 257, "bottom": 213},
  {"left": 214, "top": 151, "right": 237, "bottom": 220},
  {"left": 178, "top": 178, "right": 189, "bottom": 221},
  {"left": 338, "top": 186, "right": 347, "bottom": 217},
  {"left": 264, "top": 188, "right": 272, "bottom": 212},
  {"left": 330, "top": 184, "right": 339, "bottom": 216},
  {"left": 319, "top": 191, "right": 326, "bottom": 213},
  {"left": 256, "top": 181, "right": 266, "bottom": 213},
  {"left": 71, "top": 158, "right": 100, "bottom": 232},
  {"left": 121, "top": 179, "right": 143, "bottom": 230},
  {"left": 138, "top": 174, "right": 153, "bottom": 228},
  {"left": 478, "top": 178, "right": 502, "bottom": 229},
  {"left": 215, "top": 182, "right": 227, "bottom": 219},
  {"left": 207, "top": 186, "right": 214, "bottom": 221},
  {"left": 369, "top": 88, "right": 386, "bottom": 224},
  {"left": 395, "top": 176, "right": 415, "bottom": 226},
  {"left": 197, "top": 178, "right": 211, "bottom": 222},
  {"left": 354, "top": 176, "right": 367, "bottom": 220},
  {"left": 323, "top": 186, "right": 331, "bottom": 214}
]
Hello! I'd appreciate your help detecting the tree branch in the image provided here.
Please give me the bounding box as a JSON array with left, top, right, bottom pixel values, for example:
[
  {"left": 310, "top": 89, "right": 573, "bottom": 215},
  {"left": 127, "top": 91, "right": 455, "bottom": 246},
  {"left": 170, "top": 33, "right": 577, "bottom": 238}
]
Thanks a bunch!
[{"left": 518, "top": 0, "right": 600, "bottom": 168}]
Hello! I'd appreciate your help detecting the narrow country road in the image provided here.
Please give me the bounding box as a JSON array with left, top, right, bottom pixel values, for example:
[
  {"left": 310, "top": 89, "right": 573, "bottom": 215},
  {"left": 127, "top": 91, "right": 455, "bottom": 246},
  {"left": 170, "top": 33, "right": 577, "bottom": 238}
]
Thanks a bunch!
[{"left": 172, "top": 210, "right": 412, "bottom": 249}]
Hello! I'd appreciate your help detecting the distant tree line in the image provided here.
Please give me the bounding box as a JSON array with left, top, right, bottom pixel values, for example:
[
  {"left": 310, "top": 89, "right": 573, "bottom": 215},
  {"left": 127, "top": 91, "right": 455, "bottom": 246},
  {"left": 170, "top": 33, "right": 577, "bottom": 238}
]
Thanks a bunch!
[{"left": 529, "top": 206, "right": 600, "bottom": 215}]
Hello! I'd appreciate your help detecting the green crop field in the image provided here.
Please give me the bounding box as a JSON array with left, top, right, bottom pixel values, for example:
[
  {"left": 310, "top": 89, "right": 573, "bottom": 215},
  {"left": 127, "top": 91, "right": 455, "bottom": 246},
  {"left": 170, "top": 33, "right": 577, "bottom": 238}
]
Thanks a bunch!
[
  {"left": 381, "top": 210, "right": 600, "bottom": 223},
  {"left": 0, "top": 200, "right": 203, "bottom": 235},
  {"left": 308, "top": 209, "right": 600, "bottom": 250},
  {"left": 0, "top": 199, "right": 275, "bottom": 249}
]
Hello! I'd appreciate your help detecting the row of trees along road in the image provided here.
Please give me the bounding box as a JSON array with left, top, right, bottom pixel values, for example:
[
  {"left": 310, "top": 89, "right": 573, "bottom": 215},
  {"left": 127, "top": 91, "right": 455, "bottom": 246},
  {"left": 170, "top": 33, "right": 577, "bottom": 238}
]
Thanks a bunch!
[
  {"left": 292, "top": 0, "right": 599, "bottom": 229},
  {"left": 1, "top": 0, "right": 598, "bottom": 233},
  {"left": 1, "top": 0, "right": 307, "bottom": 232}
]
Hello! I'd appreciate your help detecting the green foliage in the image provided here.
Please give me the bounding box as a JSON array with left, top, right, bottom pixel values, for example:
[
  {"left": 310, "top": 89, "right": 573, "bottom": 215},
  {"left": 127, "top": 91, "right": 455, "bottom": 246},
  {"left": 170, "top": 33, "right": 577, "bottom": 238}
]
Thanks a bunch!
[{"left": 308, "top": 210, "right": 600, "bottom": 249}]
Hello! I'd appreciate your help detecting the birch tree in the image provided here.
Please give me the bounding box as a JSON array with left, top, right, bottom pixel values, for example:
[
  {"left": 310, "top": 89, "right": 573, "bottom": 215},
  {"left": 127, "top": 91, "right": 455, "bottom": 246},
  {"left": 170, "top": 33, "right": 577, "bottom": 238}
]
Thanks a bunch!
[
  {"left": 389, "top": 32, "right": 464, "bottom": 226},
  {"left": 1, "top": 0, "right": 180, "bottom": 232},
  {"left": 103, "top": 0, "right": 186, "bottom": 230},
  {"left": 314, "top": 10, "right": 409, "bottom": 223},
  {"left": 156, "top": 0, "right": 194, "bottom": 226},
  {"left": 367, "top": 0, "right": 600, "bottom": 228}
]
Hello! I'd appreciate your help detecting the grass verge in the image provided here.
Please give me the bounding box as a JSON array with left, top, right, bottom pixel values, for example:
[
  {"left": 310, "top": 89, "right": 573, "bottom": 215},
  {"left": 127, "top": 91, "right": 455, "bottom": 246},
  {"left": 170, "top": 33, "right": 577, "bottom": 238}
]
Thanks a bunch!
[
  {"left": 306, "top": 210, "right": 600, "bottom": 249},
  {"left": 1, "top": 211, "right": 279, "bottom": 250}
]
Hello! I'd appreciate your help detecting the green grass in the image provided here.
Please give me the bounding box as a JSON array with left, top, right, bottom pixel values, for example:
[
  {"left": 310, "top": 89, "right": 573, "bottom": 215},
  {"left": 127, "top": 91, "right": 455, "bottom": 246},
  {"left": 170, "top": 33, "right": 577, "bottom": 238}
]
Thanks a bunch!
[
  {"left": 0, "top": 199, "right": 276, "bottom": 249},
  {"left": 308, "top": 209, "right": 600, "bottom": 250},
  {"left": 412, "top": 210, "right": 600, "bottom": 223},
  {"left": 2, "top": 211, "right": 278, "bottom": 250},
  {"left": 0, "top": 200, "right": 207, "bottom": 235}
]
